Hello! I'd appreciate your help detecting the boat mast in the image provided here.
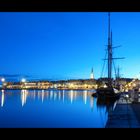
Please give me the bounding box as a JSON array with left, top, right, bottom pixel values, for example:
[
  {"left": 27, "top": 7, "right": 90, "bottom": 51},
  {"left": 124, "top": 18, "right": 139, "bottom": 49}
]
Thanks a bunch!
[
  {"left": 108, "top": 12, "right": 112, "bottom": 87},
  {"left": 107, "top": 12, "right": 124, "bottom": 88}
]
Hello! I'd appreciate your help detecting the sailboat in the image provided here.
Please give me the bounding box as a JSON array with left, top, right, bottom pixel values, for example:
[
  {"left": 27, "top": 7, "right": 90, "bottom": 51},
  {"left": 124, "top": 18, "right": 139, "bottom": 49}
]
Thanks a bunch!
[{"left": 92, "top": 12, "right": 123, "bottom": 101}]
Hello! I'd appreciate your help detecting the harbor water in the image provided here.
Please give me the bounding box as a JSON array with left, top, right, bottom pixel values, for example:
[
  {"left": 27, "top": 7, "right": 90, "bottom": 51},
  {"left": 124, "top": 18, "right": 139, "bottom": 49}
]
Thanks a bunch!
[{"left": 0, "top": 89, "right": 110, "bottom": 128}]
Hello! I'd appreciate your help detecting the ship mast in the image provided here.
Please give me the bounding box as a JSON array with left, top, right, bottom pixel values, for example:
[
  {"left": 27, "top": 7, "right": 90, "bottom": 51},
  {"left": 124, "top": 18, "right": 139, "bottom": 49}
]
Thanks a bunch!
[
  {"left": 108, "top": 12, "right": 112, "bottom": 87},
  {"left": 107, "top": 12, "right": 124, "bottom": 88}
]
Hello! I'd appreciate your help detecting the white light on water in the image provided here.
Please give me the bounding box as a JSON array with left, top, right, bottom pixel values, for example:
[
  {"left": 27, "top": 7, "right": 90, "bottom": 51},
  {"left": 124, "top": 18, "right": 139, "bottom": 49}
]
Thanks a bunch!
[
  {"left": 83, "top": 90, "right": 87, "bottom": 105},
  {"left": 42, "top": 90, "right": 44, "bottom": 103},
  {"left": 1, "top": 90, "right": 5, "bottom": 107},
  {"left": 70, "top": 90, "right": 74, "bottom": 103},
  {"left": 21, "top": 90, "right": 28, "bottom": 107},
  {"left": 126, "top": 94, "right": 129, "bottom": 98}
]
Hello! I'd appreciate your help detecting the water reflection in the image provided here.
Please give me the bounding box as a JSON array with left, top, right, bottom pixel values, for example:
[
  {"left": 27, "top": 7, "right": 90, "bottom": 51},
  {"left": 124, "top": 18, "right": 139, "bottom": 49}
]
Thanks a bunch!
[
  {"left": 0, "top": 89, "right": 117, "bottom": 114},
  {"left": 0, "top": 89, "right": 112, "bottom": 127},
  {"left": 63, "top": 90, "right": 65, "bottom": 102},
  {"left": 41, "top": 90, "right": 44, "bottom": 102},
  {"left": 83, "top": 90, "right": 87, "bottom": 104},
  {"left": 70, "top": 90, "right": 74, "bottom": 103},
  {"left": 90, "top": 96, "right": 94, "bottom": 111},
  {"left": 50, "top": 90, "right": 53, "bottom": 100},
  {"left": 96, "top": 96, "right": 118, "bottom": 114},
  {"left": 1, "top": 90, "right": 5, "bottom": 107},
  {"left": 19, "top": 89, "right": 96, "bottom": 109},
  {"left": 21, "top": 90, "right": 28, "bottom": 106},
  {"left": 58, "top": 91, "right": 60, "bottom": 100}
]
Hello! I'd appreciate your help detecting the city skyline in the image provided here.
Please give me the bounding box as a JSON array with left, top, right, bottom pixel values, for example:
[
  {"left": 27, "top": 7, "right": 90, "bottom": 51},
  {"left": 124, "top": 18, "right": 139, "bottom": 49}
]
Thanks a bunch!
[{"left": 0, "top": 12, "right": 140, "bottom": 81}]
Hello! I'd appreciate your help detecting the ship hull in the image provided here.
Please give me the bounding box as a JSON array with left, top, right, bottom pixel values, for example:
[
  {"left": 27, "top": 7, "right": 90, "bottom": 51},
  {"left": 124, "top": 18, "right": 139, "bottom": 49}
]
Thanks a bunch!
[{"left": 92, "top": 87, "right": 121, "bottom": 101}]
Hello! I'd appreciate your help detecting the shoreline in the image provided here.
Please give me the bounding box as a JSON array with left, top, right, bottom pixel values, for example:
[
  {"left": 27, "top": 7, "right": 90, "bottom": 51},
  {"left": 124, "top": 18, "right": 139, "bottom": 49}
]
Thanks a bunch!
[{"left": 0, "top": 88, "right": 96, "bottom": 91}]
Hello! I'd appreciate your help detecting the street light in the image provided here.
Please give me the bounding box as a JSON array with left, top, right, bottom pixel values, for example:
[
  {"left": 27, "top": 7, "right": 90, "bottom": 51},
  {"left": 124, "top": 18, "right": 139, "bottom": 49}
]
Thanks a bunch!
[
  {"left": 1, "top": 78, "right": 6, "bottom": 89},
  {"left": 1, "top": 78, "right": 5, "bottom": 82},
  {"left": 21, "top": 78, "right": 26, "bottom": 83}
]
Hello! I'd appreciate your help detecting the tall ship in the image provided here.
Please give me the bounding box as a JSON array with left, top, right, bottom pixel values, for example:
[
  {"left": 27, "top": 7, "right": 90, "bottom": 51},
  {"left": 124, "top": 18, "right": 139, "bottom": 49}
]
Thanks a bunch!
[{"left": 92, "top": 13, "right": 124, "bottom": 101}]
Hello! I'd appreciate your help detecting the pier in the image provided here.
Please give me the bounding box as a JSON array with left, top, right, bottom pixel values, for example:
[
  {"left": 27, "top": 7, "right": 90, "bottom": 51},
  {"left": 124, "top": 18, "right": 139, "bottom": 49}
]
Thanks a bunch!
[{"left": 105, "top": 95, "right": 140, "bottom": 128}]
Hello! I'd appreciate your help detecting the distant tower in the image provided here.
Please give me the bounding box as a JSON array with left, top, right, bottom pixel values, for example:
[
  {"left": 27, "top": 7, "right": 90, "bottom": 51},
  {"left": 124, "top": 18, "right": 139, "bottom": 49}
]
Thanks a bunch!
[{"left": 90, "top": 68, "right": 94, "bottom": 79}]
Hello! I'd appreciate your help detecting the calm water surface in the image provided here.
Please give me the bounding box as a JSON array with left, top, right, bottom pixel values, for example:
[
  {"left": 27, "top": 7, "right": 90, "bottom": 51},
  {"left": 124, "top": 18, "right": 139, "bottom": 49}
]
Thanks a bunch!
[{"left": 0, "top": 89, "right": 113, "bottom": 128}]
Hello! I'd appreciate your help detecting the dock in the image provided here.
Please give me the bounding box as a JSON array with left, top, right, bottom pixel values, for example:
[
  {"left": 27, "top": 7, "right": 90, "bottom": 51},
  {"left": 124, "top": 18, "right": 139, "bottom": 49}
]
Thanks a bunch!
[{"left": 105, "top": 98, "right": 140, "bottom": 128}]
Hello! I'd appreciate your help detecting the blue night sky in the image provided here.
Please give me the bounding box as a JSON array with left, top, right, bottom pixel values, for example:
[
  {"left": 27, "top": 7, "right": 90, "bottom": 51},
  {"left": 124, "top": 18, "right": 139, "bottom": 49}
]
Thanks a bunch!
[{"left": 0, "top": 12, "right": 140, "bottom": 81}]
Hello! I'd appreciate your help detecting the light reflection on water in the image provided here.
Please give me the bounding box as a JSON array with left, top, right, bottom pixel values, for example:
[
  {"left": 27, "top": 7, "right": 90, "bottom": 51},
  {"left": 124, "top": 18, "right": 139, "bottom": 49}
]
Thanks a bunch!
[
  {"left": 19, "top": 89, "right": 94, "bottom": 107},
  {"left": 18, "top": 89, "right": 93, "bottom": 107},
  {"left": 0, "top": 89, "right": 111, "bottom": 128},
  {"left": 1, "top": 90, "right": 4, "bottom": 107}
]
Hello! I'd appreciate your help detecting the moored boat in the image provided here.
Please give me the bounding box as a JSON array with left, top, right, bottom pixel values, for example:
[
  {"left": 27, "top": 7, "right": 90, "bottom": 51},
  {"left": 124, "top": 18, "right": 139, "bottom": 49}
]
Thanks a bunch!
[{"left": 92, "top": 12, "right": 123, "bottom": 102}]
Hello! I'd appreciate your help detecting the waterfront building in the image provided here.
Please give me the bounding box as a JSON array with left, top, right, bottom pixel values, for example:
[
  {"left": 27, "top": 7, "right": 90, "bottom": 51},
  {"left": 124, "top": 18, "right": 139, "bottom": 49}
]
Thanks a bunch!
[
  {"left": 54, "top": 79, "right": 97, "bottom": 89},
  {"left": 3, "top": 81, "right": 53, "bottom": 89},
  {"left": 5, "top": 82, "right": 22, "bottom": 89},
  {"left": 37, "top": 81, "right": 52, "bottom": 89},
  {"left": 24, "top": 82, "right": 37, "bottom": 89}
]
